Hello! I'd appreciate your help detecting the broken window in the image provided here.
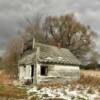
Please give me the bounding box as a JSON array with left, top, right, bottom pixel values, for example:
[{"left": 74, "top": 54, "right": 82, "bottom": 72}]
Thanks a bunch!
[{"left": 41, "top": 66, "right": 48, "bottom": 76}]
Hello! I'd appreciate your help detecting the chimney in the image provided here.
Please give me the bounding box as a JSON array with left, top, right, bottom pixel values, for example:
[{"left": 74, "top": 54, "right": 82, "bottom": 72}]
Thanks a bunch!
[{"left": 33, "top": 37, "right": 35, "bottom": 48}]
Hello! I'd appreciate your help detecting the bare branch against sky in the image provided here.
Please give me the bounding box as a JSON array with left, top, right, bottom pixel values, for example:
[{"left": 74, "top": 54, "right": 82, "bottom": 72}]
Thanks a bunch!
[{"left": 0, "top": 0, "right": 100, "bottom": 56}]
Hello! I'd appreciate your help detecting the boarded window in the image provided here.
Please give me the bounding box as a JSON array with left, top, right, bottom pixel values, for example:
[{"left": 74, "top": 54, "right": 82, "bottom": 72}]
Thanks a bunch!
[{"left": 41, "top": 66, "right": 48, "bottom": 76}]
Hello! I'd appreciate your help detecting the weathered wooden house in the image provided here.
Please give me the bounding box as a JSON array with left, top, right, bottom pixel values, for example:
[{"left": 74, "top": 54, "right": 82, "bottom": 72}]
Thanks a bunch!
[{"left": 18, "top": 38, "right": 81, "bottom": 84}]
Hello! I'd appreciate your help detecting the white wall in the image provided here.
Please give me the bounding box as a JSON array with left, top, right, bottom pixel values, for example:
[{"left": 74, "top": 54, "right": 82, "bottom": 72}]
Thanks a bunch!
[
  {"left": 38, "top": 64, "right": 80, "bottom": 83},
  {"left": 48, "top": 65, "right": 80, "bottom": 78},
  {"left": 19, "top": 65, "right": 31, "bottom": 81},
  {"left": 19, "top": 63, "right": 80, "bottom": 84},
  {"left": 19, "top": 65, "right": 26, "bottom": 81},
  {"left": 25, "top": 65, "right": 31, "bottom": 80}
]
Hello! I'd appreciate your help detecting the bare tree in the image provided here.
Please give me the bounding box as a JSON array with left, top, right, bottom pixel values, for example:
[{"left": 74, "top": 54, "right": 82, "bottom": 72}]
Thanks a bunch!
[
  {"left": 24, "top": 13, "right": 46, "bottom": 43},
  {"left": 42, "top": 15, "right": 96, "bottom": 58},
  {"left": 2, "top": 14, "right": 97, "bottom": 75},
  {"left": 22, "top": 14, "right": 96, "bottom": 58},
  {"left": 2, "top": 37, "right": 23, "bottom": 77},
  {"left": 19, "top": 14, "right": 96, "bottom": 60}
]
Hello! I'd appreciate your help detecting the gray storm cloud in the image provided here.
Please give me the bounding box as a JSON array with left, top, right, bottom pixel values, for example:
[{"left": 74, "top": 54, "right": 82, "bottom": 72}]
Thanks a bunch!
[{"left": 0, "top": 0, "right": 100, "bottom": 56}]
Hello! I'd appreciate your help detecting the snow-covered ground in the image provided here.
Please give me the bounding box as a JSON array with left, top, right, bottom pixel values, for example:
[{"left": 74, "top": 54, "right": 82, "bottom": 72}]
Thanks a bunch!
[{"left": 27, "top": 84, "right": 100, "bottom": 100}]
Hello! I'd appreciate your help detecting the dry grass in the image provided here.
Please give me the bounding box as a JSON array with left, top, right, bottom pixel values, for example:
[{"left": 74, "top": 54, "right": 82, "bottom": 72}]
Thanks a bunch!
[
  {"left": 0, "top": 85, "right": 27, "bottom": 98},
  {"left": 73, "top": 73, "right": 100, "bottom": 87},
  {"left": 80, "top": 70, "right": 100, "bottom": 78},
  {"left": 37, "top": 83, "right": 63, "bottom": 89},
  {"left": 35, "top": 70, "right": 100, "bottom": 92},
  {"left": 0, "top": 70, "right": 27, "bottom": 99},
  {"left": 0, "top": 69, "right": 99, "bottom": 98},
  {"left": 0, "top": 70, "right": 13, "bottom": 85},
  {"left": 79, "top": 70, "right": 100, "bottom": 86},
  {"left": 68, "top": 70, "right": 100, "bottom": 92}
]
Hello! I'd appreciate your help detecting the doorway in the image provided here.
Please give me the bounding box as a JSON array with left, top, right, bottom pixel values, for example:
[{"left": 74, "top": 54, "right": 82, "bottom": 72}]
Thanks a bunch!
[{"left": 31, "top": 65, "right": 34, "bottom": 83}]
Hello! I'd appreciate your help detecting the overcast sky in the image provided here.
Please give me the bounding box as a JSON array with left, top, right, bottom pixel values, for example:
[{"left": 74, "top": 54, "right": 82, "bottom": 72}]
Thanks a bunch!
[{"left": 0, "top": 0, "right": 100, "bottom": 56}]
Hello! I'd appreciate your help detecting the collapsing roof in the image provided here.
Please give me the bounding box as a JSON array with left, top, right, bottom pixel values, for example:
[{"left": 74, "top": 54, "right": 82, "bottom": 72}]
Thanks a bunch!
[{"left": 19, "top": 43, "right": 81, "bottom": 65}]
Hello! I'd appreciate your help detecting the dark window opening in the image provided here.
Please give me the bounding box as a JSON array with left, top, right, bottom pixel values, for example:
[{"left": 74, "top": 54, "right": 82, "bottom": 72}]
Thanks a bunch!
[{"left": 41, "top": 66, "right": 48, "bottom": 76}]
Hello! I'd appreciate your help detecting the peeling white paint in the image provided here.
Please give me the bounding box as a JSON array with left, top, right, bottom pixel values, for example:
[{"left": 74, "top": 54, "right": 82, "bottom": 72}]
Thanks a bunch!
[{"left": 19, "top": 63, "right": 80, "bottom": 84}]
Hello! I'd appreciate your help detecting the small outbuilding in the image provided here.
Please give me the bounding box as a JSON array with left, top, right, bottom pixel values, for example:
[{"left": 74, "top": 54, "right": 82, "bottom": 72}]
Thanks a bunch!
[{"left": 18, "top": 38, "right": 81, "bottom": 84}]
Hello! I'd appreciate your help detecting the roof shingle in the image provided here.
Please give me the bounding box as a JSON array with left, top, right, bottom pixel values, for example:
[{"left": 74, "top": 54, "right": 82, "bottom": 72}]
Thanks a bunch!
[{"left": 19, "top": 42, "right": 81, "bottom": 65}]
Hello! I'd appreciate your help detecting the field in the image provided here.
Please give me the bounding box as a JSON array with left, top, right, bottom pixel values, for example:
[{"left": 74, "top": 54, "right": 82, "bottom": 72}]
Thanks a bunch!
[
  {"left": 0, "top": 69, "right": 99, "bottom": 100},
  {"left": 0, "top": 70, "right": 27, "bottom": 99},
  {"left": 80, "top": 70, "right": 100, "bottom": 78},
  {"left": 27, "top": 70, "right": 100, "bottom": 100},
  {"left": 77, "top": 70, "right": 100, "bottom": 88},
  {"left": 0, "top": 85, "right": 27, "bottom": 99}
]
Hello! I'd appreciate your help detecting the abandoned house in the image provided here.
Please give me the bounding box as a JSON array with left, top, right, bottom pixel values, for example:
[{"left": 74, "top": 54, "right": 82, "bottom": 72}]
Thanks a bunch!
[{"left": 18, "top": 38, "right": 81, "bottom": 84}]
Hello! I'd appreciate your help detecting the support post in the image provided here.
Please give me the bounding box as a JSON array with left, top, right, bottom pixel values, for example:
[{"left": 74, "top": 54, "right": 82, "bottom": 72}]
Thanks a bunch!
[{"left": 34, "top": 47, "right": 40, "bottom": 84}]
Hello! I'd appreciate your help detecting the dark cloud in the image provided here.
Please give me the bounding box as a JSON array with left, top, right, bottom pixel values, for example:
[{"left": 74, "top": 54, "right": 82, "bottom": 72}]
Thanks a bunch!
[{"left": 0, "top": 0, "right": 100, "bottom": 55}]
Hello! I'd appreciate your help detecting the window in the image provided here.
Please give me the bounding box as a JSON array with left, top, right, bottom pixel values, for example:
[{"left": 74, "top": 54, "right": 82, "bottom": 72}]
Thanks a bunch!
[{"left": 41, "top": 66, "right": 48, "bottom": 76}]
